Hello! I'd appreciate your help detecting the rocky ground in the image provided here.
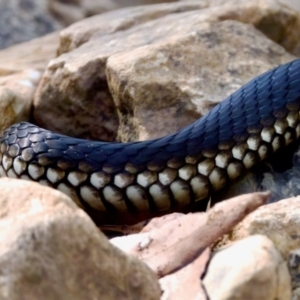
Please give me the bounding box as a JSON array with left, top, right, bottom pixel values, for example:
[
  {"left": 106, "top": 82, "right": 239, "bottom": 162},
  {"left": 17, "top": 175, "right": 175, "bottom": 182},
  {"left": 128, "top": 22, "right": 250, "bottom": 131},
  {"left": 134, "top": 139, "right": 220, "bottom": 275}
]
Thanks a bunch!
[{"left": 1, "top": 0, "right": 300, "bottom": 299}]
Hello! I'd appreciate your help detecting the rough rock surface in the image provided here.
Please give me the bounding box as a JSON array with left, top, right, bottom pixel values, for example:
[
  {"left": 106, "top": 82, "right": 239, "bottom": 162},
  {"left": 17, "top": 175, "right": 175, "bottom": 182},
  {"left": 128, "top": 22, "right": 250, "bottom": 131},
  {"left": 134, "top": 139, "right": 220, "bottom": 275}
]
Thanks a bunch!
[
  {"left": 106, "top": 20, "right": 294, "bottom": 142},
  {"left": 0, "top": 74, "right": 33, "bottom": 134},
  {"left": 0, "top": 32, "right": 59, "bottom": 73},
  {"left": 203, "top": 235, "right": 291, "bottom": 300},
  {"left": 34, "top": 2, "right": 208, "bottom": 141},
  {"left": 213, "top": 197, "right": 300, "bottom": 300},
  {"left": 216, "top": 197, "right": 300, "bottom": 260},
  {"left": 59, "top": 0, "right": 300, "bottom": 55},
  {"left": 57, "top": 2, "right": 206, "bottom": 55},
  {"left": 0, "top": 178, "right": 161, "bottom": 300},
  {"left": 213, "top": 180, "right": 300, "bottom": 299},
  {"left": 34, "top": 0, "right": 297, "bottom": 142},
  {"left": 279, "top": 0, "right": 300, "bottom": 11}
]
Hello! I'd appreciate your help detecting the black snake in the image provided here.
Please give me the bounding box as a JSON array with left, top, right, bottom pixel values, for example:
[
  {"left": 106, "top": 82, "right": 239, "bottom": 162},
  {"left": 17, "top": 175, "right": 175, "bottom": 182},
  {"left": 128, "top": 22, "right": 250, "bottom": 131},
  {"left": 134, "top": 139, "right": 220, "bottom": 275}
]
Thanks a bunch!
[{"left": 0, "top": 59, "right": 300, "bottom": 224}]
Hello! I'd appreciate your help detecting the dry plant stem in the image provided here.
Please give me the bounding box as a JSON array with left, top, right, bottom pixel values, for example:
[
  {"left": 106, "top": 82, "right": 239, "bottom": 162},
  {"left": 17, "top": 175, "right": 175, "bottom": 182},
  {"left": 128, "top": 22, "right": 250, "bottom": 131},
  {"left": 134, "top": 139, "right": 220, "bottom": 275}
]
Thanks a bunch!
[{"left": 131, "top": 192, "right": 270, "bottom": 277}]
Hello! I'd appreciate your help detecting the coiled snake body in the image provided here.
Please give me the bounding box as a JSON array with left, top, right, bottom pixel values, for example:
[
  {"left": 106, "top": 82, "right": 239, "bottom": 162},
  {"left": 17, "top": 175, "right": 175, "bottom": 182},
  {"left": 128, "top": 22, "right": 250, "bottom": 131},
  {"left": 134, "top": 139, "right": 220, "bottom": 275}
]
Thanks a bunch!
[{"left": 1, "top": 59, "right": 300, "bottom": 224}]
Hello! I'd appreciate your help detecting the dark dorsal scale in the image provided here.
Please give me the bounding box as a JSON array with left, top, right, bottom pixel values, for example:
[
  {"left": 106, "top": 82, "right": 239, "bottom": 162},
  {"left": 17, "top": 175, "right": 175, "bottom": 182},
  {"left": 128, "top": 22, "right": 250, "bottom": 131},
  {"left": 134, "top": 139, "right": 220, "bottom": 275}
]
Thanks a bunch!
[{"left": 1, "top": 59, "right": 300, "bottom": 224}]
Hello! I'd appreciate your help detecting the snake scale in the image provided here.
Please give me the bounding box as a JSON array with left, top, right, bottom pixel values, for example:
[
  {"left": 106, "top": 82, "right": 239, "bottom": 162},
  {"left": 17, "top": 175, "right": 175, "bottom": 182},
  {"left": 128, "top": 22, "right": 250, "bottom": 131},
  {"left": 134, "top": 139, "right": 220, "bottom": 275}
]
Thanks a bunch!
[{"left": 0, "top": 59, "right": 300, "bottom": 224}]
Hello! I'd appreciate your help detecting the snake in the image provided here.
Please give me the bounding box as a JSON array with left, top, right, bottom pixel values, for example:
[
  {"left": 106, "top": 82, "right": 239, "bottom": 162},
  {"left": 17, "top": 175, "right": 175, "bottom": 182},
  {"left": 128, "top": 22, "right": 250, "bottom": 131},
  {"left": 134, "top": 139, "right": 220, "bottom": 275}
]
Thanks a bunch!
[{"left": 0, "top": 59, "right": 300, "bottom": 225}]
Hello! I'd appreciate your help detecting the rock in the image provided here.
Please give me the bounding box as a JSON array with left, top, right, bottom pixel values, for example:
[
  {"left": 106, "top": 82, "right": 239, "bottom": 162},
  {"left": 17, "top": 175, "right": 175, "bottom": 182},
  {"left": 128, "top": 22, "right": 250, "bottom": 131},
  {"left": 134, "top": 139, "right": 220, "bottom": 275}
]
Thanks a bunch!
[
  {"left": 0, "top": 68, "right": 41, "bottom": 134},
  {"left": 203, "top": 235, "right": 291, "bottom": 300},
  {"left": 0, "top": 178, "right": 161, "bottom": 300},
  {"left": 59, "top": 0, "right": 300, "bottom": 54},
  {"left": 216, "top": 197, "right": 300, "bottom": 260},
  {"left": 0, "top": 32, "right": 59, "bottom": 133},
  {"left": 212, "top": 198, "right": 300, "bottom": 300},
  {"left": 34, "top": 2, "right": 208, "bottom": 141},
  {"left": 52, "top": 0, "right": 179, "bottom": 28},
  {"left": 34, "top": 0, "right": 297, "bottom": 142},
  {"left": 106, "top": 20, "right": 294, "bottom": 142},
  {"left": 283, "top": 0, "right": 300, "bottom": 11},
  {"left": 184, "top": 0, "right": 300, "bottom": 55},
  {"left": 0, "top": 32, "right": 59, "bottom": 73},
  {"left": 110, "top": 192, "right": 269, "bottom": 277},
  {"left": 57, "top": 2, "right": 206, "bottom": 55}
]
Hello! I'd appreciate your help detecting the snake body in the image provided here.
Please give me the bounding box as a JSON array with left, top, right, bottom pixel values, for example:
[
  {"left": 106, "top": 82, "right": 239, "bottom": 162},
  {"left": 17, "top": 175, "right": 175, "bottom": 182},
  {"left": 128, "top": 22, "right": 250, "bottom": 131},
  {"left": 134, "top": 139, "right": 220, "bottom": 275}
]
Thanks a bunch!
[{"left": 1, "top": 59, "right": 300, "bottom": 224}]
